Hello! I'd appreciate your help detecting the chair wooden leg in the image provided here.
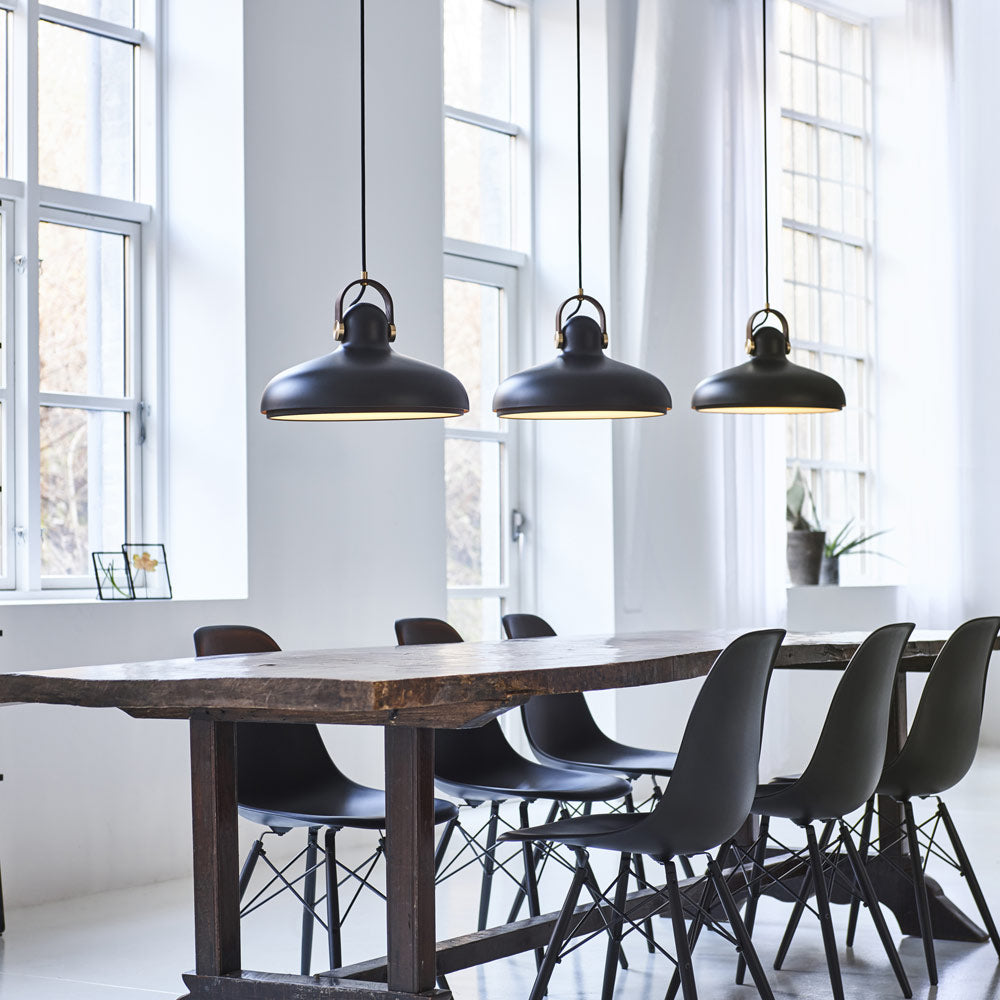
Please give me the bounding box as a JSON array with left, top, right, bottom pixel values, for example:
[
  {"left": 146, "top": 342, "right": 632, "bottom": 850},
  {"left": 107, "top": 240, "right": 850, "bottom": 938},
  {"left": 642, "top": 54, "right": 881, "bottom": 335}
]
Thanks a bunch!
[
  {"left": 434, "top": 816, "right": 457, "bottom": 876},
  {"left": 903, "top": 799, "right": 938, "bottom": 985},
  {"left": 938, "top": 799, "right": 1000, "bottom": 958},
  {"left": 625, "top": 793, "right": 656, "bottom": 952},
  {"left": 478, "top": 802, "right": 501, "bottom": 932},
  {"left": 238, "top": 838, "right": 264, "bottom": 901},
  {"left": 665, "top": 853, "right": 719, "bottom": 1000},
  {"left": 528, "top": 849, "right": 590, "bottom": 1000},
  {"left": 840, "top": 820, "right": 911, "bottom": 998},
  {"left": 806, "top": 822, "right": 845, "bottom": 1000},
  {"left": 324, "top": 828, "right": 342, "bottom": 971},
  {"left": 508, "top": 800, "right": 559, "bottom": 923},
  {"left": 846, "top": 797, "right": 875, "bottom": 948},
  {"left": 519, "top": 802, "right": 544, "bottom": 970},
  {"left": 665, "top": 861, "right": 698, "bottom": 1000},
  {"left": 774, "top": 819, "right": 834, "bottom": 971},
  {"left": 736, "top": 815, "right": 769, "bottom": 985},
  {"left": 708, "top": 854, "right": 775, "bottom": 1000},
  {"left": 300, "top": 827, "right": 319, "bottom": 976},
  {"left": 602, "top": 853, "right": 631, "bottom": 1000}
]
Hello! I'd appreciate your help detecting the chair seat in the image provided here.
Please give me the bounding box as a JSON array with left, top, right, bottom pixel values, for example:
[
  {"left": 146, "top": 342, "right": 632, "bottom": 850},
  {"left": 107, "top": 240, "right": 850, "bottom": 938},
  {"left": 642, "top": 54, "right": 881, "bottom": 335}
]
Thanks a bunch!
[
  {"left": 435, "top": 760, "right": 631, "bottom": 805},
  {"left": 238, "top": 779, "right": 459, "bottom": 831},
  {"left": 499, "top": 811, "right": 645, "bottom": 850},
  {"left": 540, "top": 744, "right": 678, "bottom": 779}
]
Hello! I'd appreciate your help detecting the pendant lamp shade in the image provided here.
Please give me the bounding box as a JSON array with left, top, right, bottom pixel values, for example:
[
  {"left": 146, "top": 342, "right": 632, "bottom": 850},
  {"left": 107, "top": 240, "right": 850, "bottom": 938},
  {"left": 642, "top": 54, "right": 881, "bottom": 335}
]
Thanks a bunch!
[
  {"left": 691, "top": 309, "right": 846, "bottom": 414},
  {"left": 260, "top": 1, "right": 468, "bottom": 423},
  {"left": 491, "top": 0, "right": 668, "bottom": 421},
  {"left": 693, "top": 0, "right": 845, "bottom": 415},
  {"left": 493, "top": 297, "right": 670, "bottom": 419},
  {"left": 261, "top": 280, "right": 468, "bottom": 420}
]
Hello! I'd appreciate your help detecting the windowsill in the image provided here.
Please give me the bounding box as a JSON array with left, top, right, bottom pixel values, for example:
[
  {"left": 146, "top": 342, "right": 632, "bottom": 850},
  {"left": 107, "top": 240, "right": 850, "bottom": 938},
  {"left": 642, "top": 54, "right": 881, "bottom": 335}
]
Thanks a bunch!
[
  {"left": 0, "top": 591, "right": 246, "bottom": 606},
  {"left": 787, "top": 583, "right": 905, "bottom": 632}
]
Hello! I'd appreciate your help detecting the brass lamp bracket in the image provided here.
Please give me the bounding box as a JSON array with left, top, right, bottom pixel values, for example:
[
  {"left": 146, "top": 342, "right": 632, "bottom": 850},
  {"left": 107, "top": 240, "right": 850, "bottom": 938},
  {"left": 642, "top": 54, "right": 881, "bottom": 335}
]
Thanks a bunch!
[
  {"left": 555, "top": 291, "right": 609, "bottom": 349},
  {"left": 334, "top": 275, "right": 396, "bottom": 342},
  {"left": 745, "top": 306, "right": 791, "bottom": 356}
]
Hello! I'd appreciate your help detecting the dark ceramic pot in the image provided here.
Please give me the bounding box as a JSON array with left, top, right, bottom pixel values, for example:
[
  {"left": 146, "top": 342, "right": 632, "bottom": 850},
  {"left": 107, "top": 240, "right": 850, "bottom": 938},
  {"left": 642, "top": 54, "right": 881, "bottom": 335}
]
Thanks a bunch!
[
  {"left": 820, "top": 555, "right": 840, "bottom": 586},
  {"left": 787, "top": 530, "right": 826, "bottom": 586}
]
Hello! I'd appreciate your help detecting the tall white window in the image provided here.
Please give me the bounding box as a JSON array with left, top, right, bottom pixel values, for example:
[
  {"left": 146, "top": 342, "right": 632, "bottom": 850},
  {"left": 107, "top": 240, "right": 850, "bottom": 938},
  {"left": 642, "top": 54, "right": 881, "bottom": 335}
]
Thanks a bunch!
[
  {"left": 442, "top": 0, "right": 529, "bottom": 639},
  {"left": 0, "top": 1, "right": 155, "bottom": 592},
  {"left": 779, "top": 0, "right": 876, "bottom": 554}
]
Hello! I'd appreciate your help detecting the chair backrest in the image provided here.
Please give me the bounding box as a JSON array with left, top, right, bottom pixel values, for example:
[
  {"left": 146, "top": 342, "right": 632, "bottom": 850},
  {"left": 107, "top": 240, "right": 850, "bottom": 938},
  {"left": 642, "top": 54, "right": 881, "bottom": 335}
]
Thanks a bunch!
[
  {"left": 502, "top": 613, "right": 621, "bottom": 764},
  {"left": 633, "top": 629, "right": 783, "bottom": 856},
  {"left": 394, "top": 617, "right": 529, "bottom": 783},
  {"left": 884, "top": 616, "right": 1000, "bottom": 796},
  {"left": 193, "top": 625, "right": 344, "bottom": 803},
  {"left": 784, "top": 623, "right": 914, "bottom": 820}
]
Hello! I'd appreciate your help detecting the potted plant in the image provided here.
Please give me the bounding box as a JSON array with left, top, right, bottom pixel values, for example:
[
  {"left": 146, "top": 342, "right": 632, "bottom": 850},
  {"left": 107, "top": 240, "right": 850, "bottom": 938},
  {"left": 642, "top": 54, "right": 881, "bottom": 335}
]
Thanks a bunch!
[
  {"left": 786, "top": 469, "right": 825, "bottom": 586},
  {"left": 820, "top": 520, "right": 890, "bottom": 585}
]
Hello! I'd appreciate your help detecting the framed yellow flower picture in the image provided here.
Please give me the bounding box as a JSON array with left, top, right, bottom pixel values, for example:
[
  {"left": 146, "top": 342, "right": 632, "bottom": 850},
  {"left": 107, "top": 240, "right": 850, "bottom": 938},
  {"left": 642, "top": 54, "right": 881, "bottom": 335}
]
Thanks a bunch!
[{"left": 122, "top": 543, "right": 172, "bottom": 599}]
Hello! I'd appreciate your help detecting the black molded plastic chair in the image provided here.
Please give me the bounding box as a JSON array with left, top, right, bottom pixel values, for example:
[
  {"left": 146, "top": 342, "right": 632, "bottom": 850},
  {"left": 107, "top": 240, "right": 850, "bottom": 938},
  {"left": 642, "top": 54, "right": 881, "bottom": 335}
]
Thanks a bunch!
[
  {"left": 193, "top": 625, "right": 459, "bottom": 976},
  {"left": 845, "top": 616, "right": 1000, "bottom": 984},
  {"left": 741, "top": 623, "right": 916, "bottom": 1000},
  {"left": 499, "top": 629, "right": 786, "bottom": 1000},
  {"left": 394, "top": 617, "right": 633, "bottom": 943}
]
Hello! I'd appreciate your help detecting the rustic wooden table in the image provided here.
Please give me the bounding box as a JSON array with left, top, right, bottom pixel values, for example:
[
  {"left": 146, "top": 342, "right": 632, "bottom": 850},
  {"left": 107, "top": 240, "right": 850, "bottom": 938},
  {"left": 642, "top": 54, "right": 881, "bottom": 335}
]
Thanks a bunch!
[{"left": 0, "top": 630, "right": 983, "bottom": 999}]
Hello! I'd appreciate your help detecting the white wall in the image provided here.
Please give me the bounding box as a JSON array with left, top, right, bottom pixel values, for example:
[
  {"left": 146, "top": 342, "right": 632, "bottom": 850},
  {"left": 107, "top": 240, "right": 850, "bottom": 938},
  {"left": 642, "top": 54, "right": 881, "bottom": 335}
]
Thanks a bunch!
[{"left": 0, "top": 0, "right": 448, "bottom": 908}]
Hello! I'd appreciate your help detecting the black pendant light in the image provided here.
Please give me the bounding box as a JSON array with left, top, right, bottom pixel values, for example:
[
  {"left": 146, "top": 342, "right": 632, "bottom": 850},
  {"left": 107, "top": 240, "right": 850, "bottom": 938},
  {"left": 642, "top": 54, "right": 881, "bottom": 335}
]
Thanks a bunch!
[
  {"left": 492, "top": 0, "right": 670, "bottom": 420},
  {"left": 261, "top": 0, "right": 468, "bottom": 422},
  {"left": 691, "top": 0, "right": 845, "bottom": 414}
]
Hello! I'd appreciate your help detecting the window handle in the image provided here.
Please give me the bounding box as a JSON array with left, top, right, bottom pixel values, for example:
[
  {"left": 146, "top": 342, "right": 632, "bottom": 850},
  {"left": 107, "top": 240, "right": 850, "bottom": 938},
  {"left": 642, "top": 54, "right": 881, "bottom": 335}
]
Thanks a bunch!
[{"left": 511, "top": 508, "right": 526, "bottom": 545}]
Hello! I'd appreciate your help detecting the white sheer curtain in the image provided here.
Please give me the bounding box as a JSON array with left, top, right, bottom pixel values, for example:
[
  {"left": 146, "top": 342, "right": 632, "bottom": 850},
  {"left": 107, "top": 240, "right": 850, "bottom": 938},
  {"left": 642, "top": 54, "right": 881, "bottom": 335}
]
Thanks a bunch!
[
  {"left": 616, "top": 0, "right": 785, "bottom": 633},
  {"left": 873, "top": 0, "right": 961, "bottom": 626}
]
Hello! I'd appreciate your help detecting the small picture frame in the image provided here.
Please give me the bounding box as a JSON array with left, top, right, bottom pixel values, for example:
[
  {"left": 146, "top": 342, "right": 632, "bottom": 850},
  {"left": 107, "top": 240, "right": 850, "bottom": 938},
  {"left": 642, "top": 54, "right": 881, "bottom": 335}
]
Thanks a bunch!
[
  {"left": 93, "top": 551, "right": 135, "bottom": 601},
  {"left": 122, "top": 543, "right": 172, "bottom": 600}
]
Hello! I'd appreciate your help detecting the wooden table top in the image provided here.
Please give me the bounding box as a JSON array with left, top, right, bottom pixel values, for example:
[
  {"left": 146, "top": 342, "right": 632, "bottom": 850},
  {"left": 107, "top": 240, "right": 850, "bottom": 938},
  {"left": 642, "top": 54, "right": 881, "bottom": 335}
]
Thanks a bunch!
[{"left": 0, "top": 629, "right": 952, "bottom": 728}]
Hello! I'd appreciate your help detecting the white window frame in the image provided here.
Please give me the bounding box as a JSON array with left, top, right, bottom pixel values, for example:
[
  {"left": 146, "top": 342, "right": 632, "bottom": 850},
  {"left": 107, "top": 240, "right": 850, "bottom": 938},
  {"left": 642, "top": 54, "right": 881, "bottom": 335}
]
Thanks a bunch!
[
  {"left": 444, "top": 253, "right": 522, "bottom": 626},
  {"left": 0, "top": 0, "right": 157, "bottom": 594},
  {"left": 780, "top": 0, "right": 878, "bottom": 567},
  {"left": 442, "top": 0, "right": 533, "bottom": 633}
]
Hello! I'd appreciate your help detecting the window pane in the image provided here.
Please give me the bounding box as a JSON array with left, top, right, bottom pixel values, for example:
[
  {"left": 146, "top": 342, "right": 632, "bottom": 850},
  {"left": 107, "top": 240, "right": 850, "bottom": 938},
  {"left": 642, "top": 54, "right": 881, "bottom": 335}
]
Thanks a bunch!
[
  {"left": 40, "top": 407, "right": 127, "bottom": 578},
  {"left": 443, "top": 0, "right": 512, "bottom": 120},
  {"left": 39, "top": 222, "right": 127, "bottom": 396},
  {"left": 0, "top": 14, "right": 8, "bottom": 177},
  {"left": 447, "top": 596, "right": 502, "bottom": 643},
  {"left": 445, "top": 118, "right": 512, "bottom": 247},
  {"left": 445, "top": 438, "right": 503, "bottom": 587},
  {"left": 444, "top": 278, "right": 501, "bottom": 431},
  {"left": 49, "top": 0, "right": 134, "bottom": 26},
  {"left": 39, "top": 21, "right": 134, "bottom": 199}
]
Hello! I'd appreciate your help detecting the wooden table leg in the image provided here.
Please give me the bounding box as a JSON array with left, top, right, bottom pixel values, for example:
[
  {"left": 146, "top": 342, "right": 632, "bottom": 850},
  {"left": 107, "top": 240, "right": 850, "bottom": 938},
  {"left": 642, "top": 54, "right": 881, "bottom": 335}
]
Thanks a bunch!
[
  {"left": 384, "top": 727, "right": 437, "bottom": 995},
  {"left": 190, "top": 718, "right": 241, "bottom": 977}
]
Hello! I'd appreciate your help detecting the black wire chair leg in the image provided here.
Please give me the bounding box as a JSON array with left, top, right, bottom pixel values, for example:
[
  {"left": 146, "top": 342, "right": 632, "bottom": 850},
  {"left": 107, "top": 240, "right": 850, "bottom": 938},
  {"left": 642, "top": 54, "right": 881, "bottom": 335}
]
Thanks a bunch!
[
  {"left": 625, "top": 792, "right": 656, "bottom": 952},
  {"left": 434, "top": 816, "right": 458, "bottom": 876},
  {"left": 903, "top": 799, "right": 938, "bottom": 985},
  {"left": 239, "top": 838, "right": 265, "bottom": 901},
  {"left": 839, "top": 820, "right": 911, "bottom": 998},
  {"left": 846, "top": 796, "right": 875, "bottom": 948},
  {"left": 324, "top": 828, "right": 343, "bottom": 971},
  {"left": 528, "top": 849, "right": 590, "bottom": 1000},
  {"left": 602, "top": 853, "right": 632, "bottom": 1000},
  {"left": 665, "top": 860, "right": 698, "bottom": 1000},
  {"left": 300, "top": 827, "right": 319, "bottom": 976},
  {"left": 938, "top": 798, "right": 1000, "bottom": 958},
  {"left": 708, "top": 854, "right": 775, "bottom": 1000},
  {"left": 736, "top": 814, "right": 770, "bottom": 985},
  {"left": 679, "top": 855, "right": 696, "bottom": 879},
  {"left": 774, "top": 818, "right": 834, "bottom": 971},
  {"left": 806, "top": 822, "right": 845, "bottom": 1000},
  {"left": 584, "top": 860, "right": 628, "bottom": 971},
  {"left": 478, "top": 801, "right": 501, "bottom": 932}
]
